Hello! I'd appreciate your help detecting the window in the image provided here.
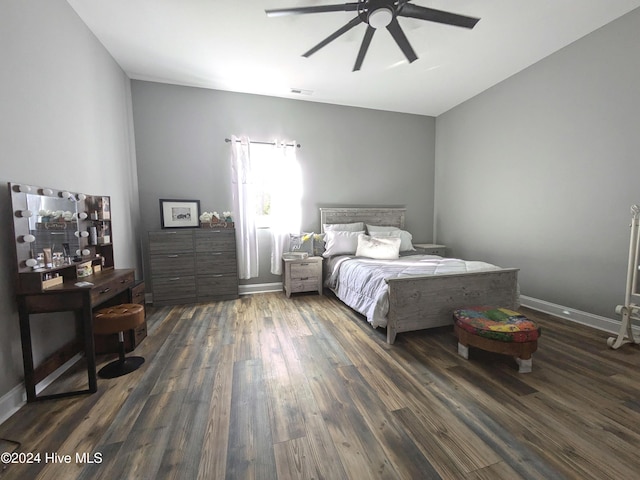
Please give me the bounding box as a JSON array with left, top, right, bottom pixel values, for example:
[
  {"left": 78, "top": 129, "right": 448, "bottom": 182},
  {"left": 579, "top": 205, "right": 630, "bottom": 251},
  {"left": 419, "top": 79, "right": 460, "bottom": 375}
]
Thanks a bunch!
[
  {"left": 230, "top": 136, "right": 301, "bottom": 277},
  {"left": 250, "top": 143, "right": 301, "bottom": 229}
]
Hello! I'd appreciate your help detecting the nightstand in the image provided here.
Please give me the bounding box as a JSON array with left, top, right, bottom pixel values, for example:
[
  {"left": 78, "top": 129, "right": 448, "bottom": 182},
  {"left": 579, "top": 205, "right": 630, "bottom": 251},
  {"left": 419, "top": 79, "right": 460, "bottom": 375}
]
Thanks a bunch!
[
  {"left": 283, "top": 256, "right": 323, "bottom": 298},
  {"left": 414, "top": 243, "right": 447, "bottom": 256}
]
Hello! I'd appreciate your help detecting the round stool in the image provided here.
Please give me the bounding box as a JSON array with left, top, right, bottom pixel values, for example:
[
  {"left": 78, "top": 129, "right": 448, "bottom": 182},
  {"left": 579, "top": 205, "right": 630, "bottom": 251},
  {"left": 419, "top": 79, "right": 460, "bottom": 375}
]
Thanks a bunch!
[
  {"left": 94, "top": 303, "right": 145, "bottom": 379},
  {"left": 453, "top": 306, "right": 541, "bottom": 373}
]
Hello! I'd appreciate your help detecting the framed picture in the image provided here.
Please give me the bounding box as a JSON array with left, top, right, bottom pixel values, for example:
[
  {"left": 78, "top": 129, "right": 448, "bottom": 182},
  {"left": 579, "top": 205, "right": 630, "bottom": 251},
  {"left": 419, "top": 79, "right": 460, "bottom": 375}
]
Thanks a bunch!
[{"left": 159, "top": 199, "right": 200, "bottom": 228}]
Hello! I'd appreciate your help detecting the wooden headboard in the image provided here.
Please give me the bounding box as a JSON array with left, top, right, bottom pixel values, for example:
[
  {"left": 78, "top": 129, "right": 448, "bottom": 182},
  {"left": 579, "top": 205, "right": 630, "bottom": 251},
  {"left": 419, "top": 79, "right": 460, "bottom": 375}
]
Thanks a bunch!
[{"left": 319, "top": 207, "right": 405, "bottom": 232}]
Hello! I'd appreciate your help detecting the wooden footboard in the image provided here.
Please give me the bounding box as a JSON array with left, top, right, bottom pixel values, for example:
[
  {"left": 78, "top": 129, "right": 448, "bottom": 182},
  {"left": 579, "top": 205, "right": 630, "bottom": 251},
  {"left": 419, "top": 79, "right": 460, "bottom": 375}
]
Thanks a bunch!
[{"left": 385, "top": 268, "right": 519, "bottom": 344}]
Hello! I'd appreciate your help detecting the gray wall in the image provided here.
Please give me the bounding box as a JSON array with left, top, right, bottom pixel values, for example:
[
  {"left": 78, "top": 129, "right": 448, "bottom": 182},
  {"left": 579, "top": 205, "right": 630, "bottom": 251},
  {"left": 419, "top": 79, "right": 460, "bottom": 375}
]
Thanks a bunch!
[
  {"left": 0, "top": 0, "right": 141, "bottom": 405},
  {"left": 434, "top": 8, "right": 640, "bottom": 319},
  {"left": 131, "top": 81, "right": 436, "bottom": 287}
]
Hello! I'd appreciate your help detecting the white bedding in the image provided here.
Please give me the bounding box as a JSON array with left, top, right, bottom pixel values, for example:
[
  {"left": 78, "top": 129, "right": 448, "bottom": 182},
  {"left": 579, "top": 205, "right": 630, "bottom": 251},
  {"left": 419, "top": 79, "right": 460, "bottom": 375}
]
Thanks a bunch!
[{"left": 325, "top": 254, "right": 502, "bottom": 328}]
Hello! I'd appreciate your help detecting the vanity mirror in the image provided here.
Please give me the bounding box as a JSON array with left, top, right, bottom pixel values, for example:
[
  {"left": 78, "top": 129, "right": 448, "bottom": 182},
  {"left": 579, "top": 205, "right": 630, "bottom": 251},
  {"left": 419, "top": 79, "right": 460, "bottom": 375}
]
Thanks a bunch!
[{"left": 9, "top": 182, "right": 114, "bottom": 293}]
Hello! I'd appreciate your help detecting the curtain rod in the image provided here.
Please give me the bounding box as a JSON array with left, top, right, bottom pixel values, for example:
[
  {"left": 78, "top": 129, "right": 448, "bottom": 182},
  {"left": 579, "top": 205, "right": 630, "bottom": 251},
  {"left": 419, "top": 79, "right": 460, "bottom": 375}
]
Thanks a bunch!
[{"left": 225, "top": 138, "right": 301, "bottom": 148}]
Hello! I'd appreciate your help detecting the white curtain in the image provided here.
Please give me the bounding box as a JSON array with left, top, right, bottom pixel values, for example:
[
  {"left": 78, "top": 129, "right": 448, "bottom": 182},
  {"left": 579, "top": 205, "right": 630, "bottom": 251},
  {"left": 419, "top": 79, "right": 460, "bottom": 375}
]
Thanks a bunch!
[
  {"left": 269, "top": 141, "right": 302, "bottom": 275},
  {"left": 230, "top": 135, "right": 259, "bottom": 279}
]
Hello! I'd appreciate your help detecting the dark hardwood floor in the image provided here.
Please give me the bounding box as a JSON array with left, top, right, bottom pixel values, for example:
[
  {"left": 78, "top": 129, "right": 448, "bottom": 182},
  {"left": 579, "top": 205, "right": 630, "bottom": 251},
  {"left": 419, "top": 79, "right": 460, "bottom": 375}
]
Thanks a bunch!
[{"left": 1, "top": 292, "right": 640, "bottom": 479}]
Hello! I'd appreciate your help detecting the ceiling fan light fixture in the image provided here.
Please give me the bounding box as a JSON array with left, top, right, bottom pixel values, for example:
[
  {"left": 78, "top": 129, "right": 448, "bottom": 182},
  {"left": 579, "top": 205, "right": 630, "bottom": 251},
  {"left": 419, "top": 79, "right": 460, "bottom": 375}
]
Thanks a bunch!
[{"left": 368, "top": 7, "right": 393, "bottom": 29}]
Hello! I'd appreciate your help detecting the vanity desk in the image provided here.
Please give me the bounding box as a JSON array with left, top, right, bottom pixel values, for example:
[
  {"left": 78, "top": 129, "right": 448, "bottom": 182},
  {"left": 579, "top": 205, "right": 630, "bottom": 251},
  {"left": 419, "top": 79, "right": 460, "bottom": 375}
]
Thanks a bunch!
[
  {"left": 17, "top": 268, "right": 135, "bottom": 402},
  {"left": 9, "top": 182, "right": 141, "bottom": 402}
]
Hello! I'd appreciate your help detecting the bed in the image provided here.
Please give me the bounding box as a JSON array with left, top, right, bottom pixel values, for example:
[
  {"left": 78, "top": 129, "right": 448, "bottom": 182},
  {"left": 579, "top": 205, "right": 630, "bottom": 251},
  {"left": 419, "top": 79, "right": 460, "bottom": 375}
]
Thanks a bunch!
[{"left": 320, "top": 207, "right": 519, "bottom": 344}]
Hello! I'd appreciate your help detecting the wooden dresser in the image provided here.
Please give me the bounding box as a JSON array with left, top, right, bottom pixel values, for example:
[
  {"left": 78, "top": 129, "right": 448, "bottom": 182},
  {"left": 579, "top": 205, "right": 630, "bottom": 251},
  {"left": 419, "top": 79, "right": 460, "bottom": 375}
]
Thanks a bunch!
[{"left": 149, "top": 228, "right": 238, "bottom": 305}]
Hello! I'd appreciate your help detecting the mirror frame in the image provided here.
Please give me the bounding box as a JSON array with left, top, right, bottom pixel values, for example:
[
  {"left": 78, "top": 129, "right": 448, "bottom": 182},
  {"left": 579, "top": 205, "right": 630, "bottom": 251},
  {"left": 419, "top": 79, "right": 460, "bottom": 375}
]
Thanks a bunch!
[{"left": 9, "top": 182, "right": 86, "bottom": 273}]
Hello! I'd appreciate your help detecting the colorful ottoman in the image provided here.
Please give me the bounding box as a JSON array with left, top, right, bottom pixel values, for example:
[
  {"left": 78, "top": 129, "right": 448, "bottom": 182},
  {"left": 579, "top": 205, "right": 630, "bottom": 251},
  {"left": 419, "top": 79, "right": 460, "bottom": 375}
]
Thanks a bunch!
[{"left": 453, "top": 306, "right": 541, "bottom": 373}]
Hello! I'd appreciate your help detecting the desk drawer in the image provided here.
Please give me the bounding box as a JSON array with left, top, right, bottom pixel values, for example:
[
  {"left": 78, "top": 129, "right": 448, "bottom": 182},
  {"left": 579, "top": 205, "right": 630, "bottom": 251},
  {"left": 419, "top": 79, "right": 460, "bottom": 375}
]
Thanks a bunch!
[
  {"left": 131, "top": 281, "right": 146, "bottom": 306},
  {"left": 95, "top": 321, "right": 147, "bottom": 354},
  {"left": 90, "top": 271, "right": 135, "bottom": 305}
]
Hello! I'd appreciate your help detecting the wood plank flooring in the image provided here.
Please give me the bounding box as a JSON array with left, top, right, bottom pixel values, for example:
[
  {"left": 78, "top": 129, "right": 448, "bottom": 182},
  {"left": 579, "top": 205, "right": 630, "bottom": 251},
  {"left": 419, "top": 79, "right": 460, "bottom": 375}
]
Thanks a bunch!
[{"left": 1, "top": 293, "right": 640, "bottom": 479}]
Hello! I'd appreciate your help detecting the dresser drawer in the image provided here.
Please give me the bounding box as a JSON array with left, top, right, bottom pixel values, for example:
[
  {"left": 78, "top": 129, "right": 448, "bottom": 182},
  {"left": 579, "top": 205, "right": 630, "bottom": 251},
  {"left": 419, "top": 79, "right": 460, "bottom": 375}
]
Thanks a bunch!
[
  {"left": 195, "top": 230, "right": 235, "bottom": 252},
  {"left": 196, "top": 253, "right": 237, "bottom": 274},
  {"left": 197, "top": 273, "right": 238, "bottom": 300},
  {"left": 149, "top": 230, "right": 194, "bottom": 254},
  {"left": 152, "top": 275, "right": 196, "bottom": 304},
  {"left": 90, "top": 271, "right": 135, "bottom": 305},
  {"left": 150, "top": 253, "right": 195, "bottom": 276}
]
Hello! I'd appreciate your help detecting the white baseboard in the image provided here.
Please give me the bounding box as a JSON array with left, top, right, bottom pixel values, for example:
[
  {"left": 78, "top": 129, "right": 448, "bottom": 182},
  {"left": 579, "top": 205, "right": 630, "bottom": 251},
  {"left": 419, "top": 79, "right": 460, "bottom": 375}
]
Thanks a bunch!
[
  {"left": 520, "top": 295, "right": 640, "bottom": 336},
  {"left": 239, "top": 282, "right": 283, "bottom": 295},
  {"left": 145, "top": 284, "right": 283, "bottom": 303},
  {"left": 0, "top": 353, "right": 83, "bottom": 426},
  {"left": 0, "top": 384, "right": 25, "bottom": 426}
]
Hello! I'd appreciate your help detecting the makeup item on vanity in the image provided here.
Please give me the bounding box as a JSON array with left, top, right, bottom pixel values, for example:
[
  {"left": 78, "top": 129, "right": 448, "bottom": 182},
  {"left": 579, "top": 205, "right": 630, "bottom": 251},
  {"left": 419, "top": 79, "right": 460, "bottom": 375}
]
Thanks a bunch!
[
  {"left": 42, "top": 248, "right": 53, "bottom": 268},
  {"left": 89, "top": 226, "right": 98, "bottom": 245}
]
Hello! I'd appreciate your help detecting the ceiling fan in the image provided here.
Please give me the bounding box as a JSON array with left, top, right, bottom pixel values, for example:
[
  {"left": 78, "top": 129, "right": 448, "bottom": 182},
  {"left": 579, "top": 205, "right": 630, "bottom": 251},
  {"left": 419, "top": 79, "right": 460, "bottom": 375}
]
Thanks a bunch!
[{"left": 265, "top": 0, "right": 480, "bottom": 71}]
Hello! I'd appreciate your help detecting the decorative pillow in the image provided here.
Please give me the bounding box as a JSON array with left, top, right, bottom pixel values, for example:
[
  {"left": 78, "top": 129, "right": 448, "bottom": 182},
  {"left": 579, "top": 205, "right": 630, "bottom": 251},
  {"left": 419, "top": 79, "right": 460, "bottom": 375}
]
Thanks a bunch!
[
  {"left": 323, "top": 222, "right": 365, "bottom": 232},
  {"left": 311, "top": 233, "right": 325, "bottom": 257},
  {"left": 356, "top": 234, "right": 401, "bottom": 260},
  {"left": 289, "top": 232, "right": 314, "bottom": 255},
  {"left": 367, "top": 226, "right": 415, "bottom": 252},
  {"left": 322, "top": 230, "right": 364, "bottom": 257}
]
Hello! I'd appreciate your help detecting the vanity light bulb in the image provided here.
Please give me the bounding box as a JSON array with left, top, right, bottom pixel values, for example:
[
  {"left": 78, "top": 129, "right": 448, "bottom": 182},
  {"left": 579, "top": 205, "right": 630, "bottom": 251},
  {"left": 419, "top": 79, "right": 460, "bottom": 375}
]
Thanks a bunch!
[
  {"left": 82, "top": 249, "right": 90, "bottom": 256},
  {"left": 80, "top": 231, "right": 89, "bottom": 238},
  {"left": 79, "top": 212, "right": 88, "bottom": 220},
  {"left": 22, "top": 234, "right": 36, "bottom": 243},
  {"left": 74, "top": 231, "right": 80, "bottom": 237},
  {"left": 61, "top": 191, "right": 72, "bottom": 199},
  {"left": 25, "top": 258, "right": 38, "bottom": 268},
  {"left": 18, "top": 209, "right": 33, "bottom": 217},
  {"left": 18, "top": 185, "right": 32, "bottom": 193},
  {"left": 41, "top": 188, "right": 53, "bottom": 196},
  {"left": 76, "top": 249, "right": 82, "bottom": 256},
  {"left": 77, "top": 193, "right": 86, "bottom": 201}
]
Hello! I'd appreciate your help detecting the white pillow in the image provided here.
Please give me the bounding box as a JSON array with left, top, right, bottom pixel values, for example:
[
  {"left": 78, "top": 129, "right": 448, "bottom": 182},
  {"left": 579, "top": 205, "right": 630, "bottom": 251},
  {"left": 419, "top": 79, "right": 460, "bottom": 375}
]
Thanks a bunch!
[
  {"left": 366, "top": 224, "right": 398, "bottom": 233},
  {"left": 323, "top": 222, "right": 365, "bottom": 232},
  {"left": 367, "top": 226, "right": 415, "bottom": 252},
  {"left": 322, "top": 230, "right": 365, "bottom": 257},
  {"left": 356, "top": 234, "right": 401, "bottom": 260}
]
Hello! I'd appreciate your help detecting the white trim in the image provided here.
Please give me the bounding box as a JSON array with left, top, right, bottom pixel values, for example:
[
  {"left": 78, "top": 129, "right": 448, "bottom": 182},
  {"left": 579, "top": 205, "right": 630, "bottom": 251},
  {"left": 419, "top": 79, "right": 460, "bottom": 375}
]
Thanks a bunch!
[
  {"left": 520, "top": 295, "right": 640, "bottom": 335},
  {"left": 239, "top": 282, "right": 283, "bottom": 295},
  {"left": 0, "top": 384, "right": 25, "bottom": 426},
  {"left": 0, "top": 353, "right": 83, "bottom": 426}
]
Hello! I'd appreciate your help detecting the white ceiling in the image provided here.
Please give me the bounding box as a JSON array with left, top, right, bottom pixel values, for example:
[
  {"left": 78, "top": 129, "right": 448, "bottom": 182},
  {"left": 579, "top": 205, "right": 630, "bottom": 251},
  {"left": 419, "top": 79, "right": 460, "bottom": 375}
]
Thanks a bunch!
[{"left": 67, "top": 0, "right": 640, "bottom": 116}]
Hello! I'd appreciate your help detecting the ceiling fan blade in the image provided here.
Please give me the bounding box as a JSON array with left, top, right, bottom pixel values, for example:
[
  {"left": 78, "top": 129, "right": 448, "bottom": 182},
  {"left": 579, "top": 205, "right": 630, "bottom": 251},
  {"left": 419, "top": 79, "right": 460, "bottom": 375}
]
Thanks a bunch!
[
  {"left": 398, "top": 4, "right": 480, "bottom": 29},
  {"left": 266, "top": 3, "right": 360, "bottom": 17},
  {"left": 303, "top": 16, "right": 363, "bottom": 58},
  {"left": 386, "top": 18, "right": 417, "bottom": 64},
  {"left": 353, "top": 25, "right": 375, "bottom": 72}
]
